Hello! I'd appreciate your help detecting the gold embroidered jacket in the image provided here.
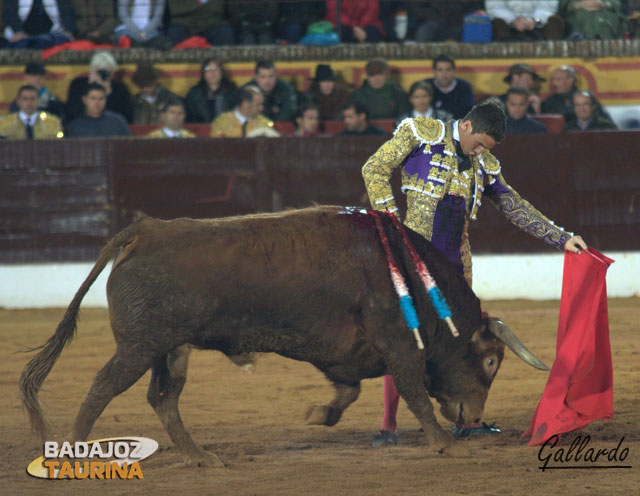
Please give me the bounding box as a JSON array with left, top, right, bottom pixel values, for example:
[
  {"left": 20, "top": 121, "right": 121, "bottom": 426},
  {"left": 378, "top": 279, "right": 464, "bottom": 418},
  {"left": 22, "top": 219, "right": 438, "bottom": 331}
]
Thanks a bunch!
[
  {"left": 362, "top": 117, "right": 572, "bottom": 284},
  {"left": 147, "top": 128, "right": 196, "bottom": 138},
  {"left": 210, "top": 111, "right": 274, "bottom": 138},
  {"left": 0, "top": 112, "right": 63, "bottom": 139}
]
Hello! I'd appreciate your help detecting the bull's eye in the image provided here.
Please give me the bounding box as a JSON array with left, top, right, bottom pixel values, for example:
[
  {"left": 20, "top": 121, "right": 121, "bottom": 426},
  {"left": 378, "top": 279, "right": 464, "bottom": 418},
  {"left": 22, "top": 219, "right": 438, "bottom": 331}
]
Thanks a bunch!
[{"left": 484, "top": 356, "right": 498, "bottom": 376}]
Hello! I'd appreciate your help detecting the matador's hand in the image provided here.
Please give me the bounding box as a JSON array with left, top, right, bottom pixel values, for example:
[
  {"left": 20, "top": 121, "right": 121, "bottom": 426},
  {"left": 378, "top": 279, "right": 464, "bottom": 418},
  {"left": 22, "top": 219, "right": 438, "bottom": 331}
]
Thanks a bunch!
[{"left": 564, "top": 235, "right": 587, "bottom": 254}]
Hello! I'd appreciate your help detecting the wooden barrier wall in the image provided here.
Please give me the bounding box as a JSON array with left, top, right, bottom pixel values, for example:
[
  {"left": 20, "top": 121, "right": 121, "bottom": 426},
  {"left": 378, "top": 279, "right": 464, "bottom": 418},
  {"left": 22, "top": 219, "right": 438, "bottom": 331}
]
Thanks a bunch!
[{"left": 1, "top": 132, "right": 639, "bottom": 264}]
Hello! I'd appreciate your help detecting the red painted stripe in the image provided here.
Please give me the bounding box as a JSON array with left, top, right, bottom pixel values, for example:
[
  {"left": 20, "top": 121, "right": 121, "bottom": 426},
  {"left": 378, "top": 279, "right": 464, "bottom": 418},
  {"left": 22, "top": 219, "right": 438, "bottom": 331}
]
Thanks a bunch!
[
  {"left": 0, "top": 73, "right": 31, "bottom": 80},
  {"left": 597, "top": 91, "right": 640, "bottom": 99},
  {"left": 593, "top": 62, "right": 640, "bottom": 70},
  {"left": 0, "top": 71, "right": 67, "bottom": 80}
]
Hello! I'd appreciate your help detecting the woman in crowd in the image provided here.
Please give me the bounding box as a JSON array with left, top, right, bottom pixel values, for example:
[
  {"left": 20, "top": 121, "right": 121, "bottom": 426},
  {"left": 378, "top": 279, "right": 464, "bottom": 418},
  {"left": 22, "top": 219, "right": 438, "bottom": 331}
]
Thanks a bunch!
[
  {"left": 395, "top": 80, "right": 453, "bottom": 127},
  {"left": 185, "top": 58, "right": 238, "bottom": 123}
]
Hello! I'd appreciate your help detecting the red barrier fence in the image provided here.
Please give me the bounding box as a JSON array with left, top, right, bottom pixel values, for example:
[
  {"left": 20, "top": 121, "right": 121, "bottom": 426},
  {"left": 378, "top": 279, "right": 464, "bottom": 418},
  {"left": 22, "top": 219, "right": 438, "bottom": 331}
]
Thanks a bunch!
[{"left": 1, "top": 132, "right": 638, "bottom": 264}]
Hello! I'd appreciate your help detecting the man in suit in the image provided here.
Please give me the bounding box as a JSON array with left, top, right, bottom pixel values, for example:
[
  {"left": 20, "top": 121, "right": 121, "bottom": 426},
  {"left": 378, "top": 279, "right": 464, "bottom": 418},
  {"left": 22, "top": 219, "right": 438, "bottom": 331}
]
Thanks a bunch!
[
  {"left": 147, "top": 99, "right": 196, "bottom": 138},
  {"left": 210, "top": 86, "right": 276, "bottom": 138},
  {"left": 0, "top": 84, "right": 62, "bottom": 139}
]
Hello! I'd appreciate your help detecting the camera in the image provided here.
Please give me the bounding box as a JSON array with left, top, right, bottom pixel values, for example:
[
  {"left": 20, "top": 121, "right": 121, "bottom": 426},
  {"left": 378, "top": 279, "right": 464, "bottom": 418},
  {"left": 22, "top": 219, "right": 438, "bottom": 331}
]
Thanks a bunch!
[{"left": 97, "top": 69, "right": 111, "bottom": 80}]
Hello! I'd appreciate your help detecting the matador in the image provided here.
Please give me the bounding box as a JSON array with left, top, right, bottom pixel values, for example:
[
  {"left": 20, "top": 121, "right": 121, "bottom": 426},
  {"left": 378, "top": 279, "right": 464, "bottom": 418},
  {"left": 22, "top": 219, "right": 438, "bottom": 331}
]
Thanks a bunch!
[{"left": 361, "top": 102, "right": 586, "bottom": 446}]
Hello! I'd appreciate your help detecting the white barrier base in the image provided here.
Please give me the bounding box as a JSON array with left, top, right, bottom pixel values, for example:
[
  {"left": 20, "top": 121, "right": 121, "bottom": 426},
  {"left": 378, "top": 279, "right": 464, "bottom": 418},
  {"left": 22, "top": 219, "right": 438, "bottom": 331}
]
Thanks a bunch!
[{"left": 1, "top": 252, "right": 638, "bottom": 309}]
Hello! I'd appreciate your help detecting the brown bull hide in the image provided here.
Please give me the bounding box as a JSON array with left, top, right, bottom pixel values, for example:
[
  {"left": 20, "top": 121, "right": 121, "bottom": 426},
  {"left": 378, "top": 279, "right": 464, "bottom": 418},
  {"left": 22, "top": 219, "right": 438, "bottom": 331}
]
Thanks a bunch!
[{"left": 19, "top": 206, "right": 542, "bottom": 464}]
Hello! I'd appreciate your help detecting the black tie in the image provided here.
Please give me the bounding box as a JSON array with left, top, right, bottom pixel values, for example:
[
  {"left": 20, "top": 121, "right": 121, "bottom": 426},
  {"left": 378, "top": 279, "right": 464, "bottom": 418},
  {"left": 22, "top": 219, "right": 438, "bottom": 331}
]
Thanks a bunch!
[
  {"left": 25, "top": 120, "right": 34, "bottom": 139},
  {"left": 455, "top": 140, "right": 471, "bottom": 172},
  {"left": 241, "top": 121, "right": 248, "bottom": 137}
]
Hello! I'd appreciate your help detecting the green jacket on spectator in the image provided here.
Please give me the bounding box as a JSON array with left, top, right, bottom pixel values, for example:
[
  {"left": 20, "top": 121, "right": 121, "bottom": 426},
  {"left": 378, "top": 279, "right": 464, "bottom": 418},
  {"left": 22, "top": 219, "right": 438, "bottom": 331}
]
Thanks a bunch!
[
  {"left": 72, "top": 0, "right": 118, "bottom": 43},
  {"left": 542, "top": 89, "right": 612, "bottom": 122},
  {"left": 351, "top": 79, "right": 411, "bottom": 121},
  {"left": 244, "top": 78, "right": 297, "bottom": 122},
  {"left": 560, "top": 0, "right": 626, "bottom": 40},
  {"left": 168, "top": 0, "right": 224, "bottom": 35},
  {"left": 564, "top": 115, "right": 618, "bottom": 131}
]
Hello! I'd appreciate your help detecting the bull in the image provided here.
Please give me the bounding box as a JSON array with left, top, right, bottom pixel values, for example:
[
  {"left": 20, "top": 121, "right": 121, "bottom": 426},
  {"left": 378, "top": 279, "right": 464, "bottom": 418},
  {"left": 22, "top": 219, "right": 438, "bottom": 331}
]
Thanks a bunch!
[{"left": 20, "top": 206, "right": 548, "bottom": 465}]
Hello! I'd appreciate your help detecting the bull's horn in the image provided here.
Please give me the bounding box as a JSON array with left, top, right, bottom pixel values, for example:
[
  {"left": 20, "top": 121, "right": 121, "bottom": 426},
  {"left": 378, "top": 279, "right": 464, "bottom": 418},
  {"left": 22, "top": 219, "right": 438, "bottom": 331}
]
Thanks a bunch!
[{"left": 488, "top": 319, "right": 550, "bottom": 371}]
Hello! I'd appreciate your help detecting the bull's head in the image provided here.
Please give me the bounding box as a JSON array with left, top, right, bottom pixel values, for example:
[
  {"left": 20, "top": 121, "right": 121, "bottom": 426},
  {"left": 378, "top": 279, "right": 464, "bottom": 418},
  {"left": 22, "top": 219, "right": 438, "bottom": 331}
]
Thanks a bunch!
[{"left": 427, "top": 317, "right": 549, "bottom": 427}]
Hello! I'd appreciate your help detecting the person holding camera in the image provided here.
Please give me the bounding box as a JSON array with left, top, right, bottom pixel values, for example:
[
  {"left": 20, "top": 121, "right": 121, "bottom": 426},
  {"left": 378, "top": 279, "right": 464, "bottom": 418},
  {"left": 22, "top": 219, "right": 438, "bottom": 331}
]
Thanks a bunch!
[{"left": 65, "top": 51, "right": 133, "bottom": 124}]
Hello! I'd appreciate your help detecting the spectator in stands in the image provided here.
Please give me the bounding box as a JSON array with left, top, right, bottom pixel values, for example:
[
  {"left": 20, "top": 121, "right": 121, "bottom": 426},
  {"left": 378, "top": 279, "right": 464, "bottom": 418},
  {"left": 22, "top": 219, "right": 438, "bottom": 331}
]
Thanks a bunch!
[
  {"left": 351, "top": 58, "right": 410, "bottom": 121},
  {"left": 65, "top": 83, "right": 131, "bottom": 138},
  {"left": 303, "top": 64, "right": 351, "bottom": 121},
  {"left": 0, "top": 84, "right": 63, "bottom": 139},
  {"left": 210, "top": 85, "right": 275, "bottom": 138},
  {"left": 115, "top": 0, "right": 169, "bottom": 49},
  {"left": 3, "top": 0, "right": 75, "bottom": 48},
  {"left": 245, "top": 60, "right": 297, "bottom": 122},
  {"left": 403, "top": 0, "right": 484, "bottom": 42},
  {"left": 9, "top": 62, "right": 64, "bottom": 117},
  {"left": 147, "top": 99, "right": 196, "bottom": 138},
  {"left": 425, "top": 54, "right": 475, "bottom": 120},
  {"left": 72, "top": 0, "right": 118, "bottom": 43},
  {"left": 541, "top": 65, "right": 611, "bottom": 122},
  {"left": 185, "top": 58, "right": 237, "bottom": 123},
  {"left": 286, "top": 104, "right": 321, "bottom": 137},
  {"left": 504, "top": 87, "right": 548, "bottom": 135},
  {"left": 230, "top": 0, "right": 278, "bottom": 45},
  {"left": 498, "top": 63, "right": 545, "bottom": 115},
  {"left": 540, "top": 64, "right": 580, "bottom": 119},
  {"left": 277, "top": 0, "right": 325, "bottom": 44},
  {"left": 395, "top": 80, "right": 453, "bottom": 127},
  {"left": 131, "top": 62, "right": 179, "bottom": 125},
  {"left": 339, "top": 101, "right": 387, "bottom": 136},
  {"left": 166, "top": 0, "right": 234, "bottom": 46},
  {"left": 629, "top": 1, "right": 640, "bottom": 38},
  {"left": 486, "top": 0, "right": 565, "bottom": 40},
  {"left": 325, "top": 0, "right": 385, "bottom": 42},
  {"left": 564, "top": 90, "right": 618, "bottom": 130},
  {"left": 66, "top": 51, "right": 133, "bottom": 123},
  {"left": 560, "top": 0, "right": 626, "bottom": 40}
]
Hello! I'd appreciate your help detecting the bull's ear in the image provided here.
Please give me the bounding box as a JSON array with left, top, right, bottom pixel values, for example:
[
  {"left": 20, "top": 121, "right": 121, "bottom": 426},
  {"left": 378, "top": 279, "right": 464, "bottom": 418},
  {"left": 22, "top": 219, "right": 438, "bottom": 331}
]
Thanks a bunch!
[{"left": 487, "top": 319, "right": 550, "bottom": 371}]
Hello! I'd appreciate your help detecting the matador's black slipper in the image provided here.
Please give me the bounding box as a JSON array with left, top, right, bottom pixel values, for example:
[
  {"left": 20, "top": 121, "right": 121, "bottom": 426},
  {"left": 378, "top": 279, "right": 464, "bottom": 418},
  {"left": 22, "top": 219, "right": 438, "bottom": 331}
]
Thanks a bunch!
[{"left": 451, "top": 422, "right": 502, "bottom": 439}]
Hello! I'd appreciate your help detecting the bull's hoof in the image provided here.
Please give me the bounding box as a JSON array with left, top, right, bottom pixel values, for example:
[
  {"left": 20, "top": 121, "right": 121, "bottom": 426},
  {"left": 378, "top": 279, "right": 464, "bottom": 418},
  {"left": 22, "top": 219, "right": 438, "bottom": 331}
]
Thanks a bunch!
[
  {"left": 184, "top": 451, "right": 226, "bottom": 468},
  {"left": 305, "top": 404, "right": 341, "bottom": 426},
  {"left": 228, "top": 353, "right": 255, "bottom": 373}
]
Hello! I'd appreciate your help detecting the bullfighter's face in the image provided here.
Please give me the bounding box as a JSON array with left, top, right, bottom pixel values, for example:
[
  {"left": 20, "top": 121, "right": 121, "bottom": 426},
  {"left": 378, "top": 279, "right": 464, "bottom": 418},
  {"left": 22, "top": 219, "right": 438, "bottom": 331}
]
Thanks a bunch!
[
  {"left": 427, "top": 324, "right": 505, "bottom": 427},
  {"left": 17, "top": 89, "right": 39, "bottom": 116},
  {"left": 458, "top": 120, "right": 497, "bottom": 158}
]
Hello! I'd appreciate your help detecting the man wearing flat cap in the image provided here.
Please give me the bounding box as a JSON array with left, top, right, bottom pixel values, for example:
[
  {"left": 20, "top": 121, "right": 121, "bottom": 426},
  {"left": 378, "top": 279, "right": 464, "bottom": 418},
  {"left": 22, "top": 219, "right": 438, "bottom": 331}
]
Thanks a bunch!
[
  {"left": 498, "top": 63, "right": 545, "bottom": 115},
  {"left": 303, "top": 64, "right": 352, "bottom": 121},
  {"left": 10, "top": 62, "right": 64, "bottom": 117},
  {"left": 131, "top": 62, "right": 180, "bottom": 125}
]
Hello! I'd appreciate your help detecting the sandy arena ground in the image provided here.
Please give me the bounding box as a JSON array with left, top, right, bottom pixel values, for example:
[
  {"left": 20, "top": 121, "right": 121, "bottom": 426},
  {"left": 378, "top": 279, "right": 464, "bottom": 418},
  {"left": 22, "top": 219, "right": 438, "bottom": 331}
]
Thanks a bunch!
[{"left": 1, "top": 298, "right": 638, "bottom": 495}]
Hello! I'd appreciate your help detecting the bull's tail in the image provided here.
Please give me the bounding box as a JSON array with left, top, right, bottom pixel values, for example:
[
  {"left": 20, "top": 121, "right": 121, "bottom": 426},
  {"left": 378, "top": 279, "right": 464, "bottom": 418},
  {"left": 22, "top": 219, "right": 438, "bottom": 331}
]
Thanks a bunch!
[{"left": 19, "top": 224, "right": 141, "bottom": 441}]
